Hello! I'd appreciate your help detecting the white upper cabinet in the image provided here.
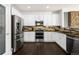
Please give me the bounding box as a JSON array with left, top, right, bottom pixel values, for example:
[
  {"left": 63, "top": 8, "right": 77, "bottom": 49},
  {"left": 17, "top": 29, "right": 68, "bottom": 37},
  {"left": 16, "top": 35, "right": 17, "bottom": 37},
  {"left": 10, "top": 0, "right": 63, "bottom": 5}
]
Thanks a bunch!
[
  {"left": 35, "top": 14, "right": 44, "bottom": 21},
  {"left": 23, "top": 15, "right": 35, "bottom": 26},
  {"left": 22, "top": 11, "right": 67, "bottom": 26},
  {"left": 61, "top": 10, "right": 68, "bottom": 28},
  {"left": 44, "top": 15, "right": 52, "bottom": 26},
  {"left": 23, "top": 15, "right": 29, "bottom": 25},
  {"left": 51, "top": 11, "right": 62, "bottom": 26},
  {"left": 28, "top": 15, "right": 35, "bottom": 26},
  {"left": 23, "top": 12, "right": 53, "bottom": 26},
  {"left": 52, "top": 13, "right": 60, "bottom": 26}
]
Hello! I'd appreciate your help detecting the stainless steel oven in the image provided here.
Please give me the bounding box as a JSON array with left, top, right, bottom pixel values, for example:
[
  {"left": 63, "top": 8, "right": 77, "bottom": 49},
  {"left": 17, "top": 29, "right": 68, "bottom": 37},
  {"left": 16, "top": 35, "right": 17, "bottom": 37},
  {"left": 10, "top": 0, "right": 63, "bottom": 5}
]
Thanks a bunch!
[{"left": 35, "top": 29, "right": 44, "bottom": 42}]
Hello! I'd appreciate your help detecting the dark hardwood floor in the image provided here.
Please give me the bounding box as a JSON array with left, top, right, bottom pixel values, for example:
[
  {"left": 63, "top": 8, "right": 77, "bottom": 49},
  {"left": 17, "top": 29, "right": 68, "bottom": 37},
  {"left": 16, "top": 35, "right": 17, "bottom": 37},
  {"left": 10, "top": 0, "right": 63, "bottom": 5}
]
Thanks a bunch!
[{"left": 14, "top": 42, "right": 66, "bottom": 55}]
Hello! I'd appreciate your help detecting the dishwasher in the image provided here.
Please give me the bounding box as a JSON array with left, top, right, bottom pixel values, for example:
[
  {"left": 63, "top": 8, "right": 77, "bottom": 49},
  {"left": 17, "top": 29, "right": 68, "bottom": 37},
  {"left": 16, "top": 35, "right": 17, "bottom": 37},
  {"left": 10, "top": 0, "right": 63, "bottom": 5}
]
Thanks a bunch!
[
  {"left": 66, "top": 36, "right": 79, "bottom": 55},
  {"left": 71, "top": 38, "right": 79, "bottom": 55},
  {"left": 66, "top": 36, "right": 74, "bottom": 54}
]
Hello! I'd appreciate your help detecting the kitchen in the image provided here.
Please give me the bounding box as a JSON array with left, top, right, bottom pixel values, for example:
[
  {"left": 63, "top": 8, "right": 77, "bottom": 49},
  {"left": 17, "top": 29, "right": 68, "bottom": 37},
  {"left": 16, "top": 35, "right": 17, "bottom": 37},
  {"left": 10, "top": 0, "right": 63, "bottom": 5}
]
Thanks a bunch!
[{"left": 0, "top": 4, "right": 79, "bottom": 55}]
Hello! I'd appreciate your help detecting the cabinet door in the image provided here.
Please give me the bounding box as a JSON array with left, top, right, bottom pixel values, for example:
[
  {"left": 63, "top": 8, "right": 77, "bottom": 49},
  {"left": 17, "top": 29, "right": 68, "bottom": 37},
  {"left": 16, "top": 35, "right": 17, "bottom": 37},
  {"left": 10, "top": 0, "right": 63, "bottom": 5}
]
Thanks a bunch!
[
  {"left": 52, "top": 13, "right": 61, "bottom": 26},
  {"left": 52, "top": 32, "right": 67, "bottom": 51},
  {"left": 58, "top": 34, "right": 66, "bottom": 51},
  {"left": 24, "top": 15, "right": 35, "bottom": 26},
  {"left": 23, "top": 15, "right": 29, "bottom": 26},
  {"left": 54, "top": 32, "right": 66, "bottom": 51},
  {"left": 28, "top": 32, "right": 35, "bottom": 42},
  {"left": 44, "top": 32, "right": 48, "bottom": 42},
  {"left": 53, "top": 32, "right": 60, "bottom": 43},
  {"left": 28, "top": 15, "right": 35, "bottom": 26},
  {"left": 44, "top": 15, "right": 52, "bottom": 26},
  {"left": 24, "top": 32, "right": 35, "bottom": 42},
  {"left": 48, "top": 32, "right": 54, "bottom": 42},
  {"left": 52, "top": 32, "right": 57, "bottom": 42},
  {"left": 44, "top": 32, "right": 54, "bottom": 42},
  {"left": 24, "top": 32, "right": 28, "bottom": 42}
]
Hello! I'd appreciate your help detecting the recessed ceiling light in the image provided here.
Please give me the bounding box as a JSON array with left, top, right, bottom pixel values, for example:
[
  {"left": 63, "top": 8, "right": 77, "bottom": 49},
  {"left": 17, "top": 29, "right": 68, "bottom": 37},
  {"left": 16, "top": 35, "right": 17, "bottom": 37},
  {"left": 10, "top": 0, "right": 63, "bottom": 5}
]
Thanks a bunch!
[
  {"left": 46, "top": 6, "right": 50, "bottom": 8},
  {"left": 27, "top": 6, "right": 31, "bottom": 8}
]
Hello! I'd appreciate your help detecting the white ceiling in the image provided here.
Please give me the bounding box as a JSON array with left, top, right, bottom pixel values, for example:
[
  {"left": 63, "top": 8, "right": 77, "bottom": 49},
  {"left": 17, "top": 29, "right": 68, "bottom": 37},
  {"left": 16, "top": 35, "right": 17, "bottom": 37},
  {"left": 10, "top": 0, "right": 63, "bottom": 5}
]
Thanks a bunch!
[{"left": 13, "top": 4, "right": 79, "bottom": 12}]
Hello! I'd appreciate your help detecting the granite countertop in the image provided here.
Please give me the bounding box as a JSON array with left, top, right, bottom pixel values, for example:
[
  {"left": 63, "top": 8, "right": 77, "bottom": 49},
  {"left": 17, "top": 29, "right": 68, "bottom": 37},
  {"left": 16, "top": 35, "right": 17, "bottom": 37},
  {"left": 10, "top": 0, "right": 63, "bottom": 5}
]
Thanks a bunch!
[
  {"left": 23, "top": 26, "right": 55, "bottom": 32},
  {"left": 57, "top": 28, "right": 79, "bottom": 38},
  {"left": 23, "top": 26, "right": 79, "bottom": 38}
]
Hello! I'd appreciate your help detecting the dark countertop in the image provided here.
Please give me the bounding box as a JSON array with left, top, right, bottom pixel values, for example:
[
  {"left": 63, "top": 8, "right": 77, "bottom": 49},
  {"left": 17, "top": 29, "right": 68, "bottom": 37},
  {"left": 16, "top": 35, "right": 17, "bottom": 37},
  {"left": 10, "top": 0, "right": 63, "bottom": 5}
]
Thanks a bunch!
[
  {"left": 56, "top": 29, "right": 79, "bottom": 38},
  {"left": 23, "top": 26, "right": 55, "bottom": 32},
  {"left": 23, "top": 26, "right": 79, "bottom": 38}
]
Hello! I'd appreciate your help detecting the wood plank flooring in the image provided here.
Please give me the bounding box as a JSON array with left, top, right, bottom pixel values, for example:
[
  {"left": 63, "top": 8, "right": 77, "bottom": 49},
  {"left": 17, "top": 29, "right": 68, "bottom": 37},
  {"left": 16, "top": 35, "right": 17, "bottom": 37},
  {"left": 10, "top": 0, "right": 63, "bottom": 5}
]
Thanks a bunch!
[{"left": 14, "top": 42, "right": 66, "bottom": 55}]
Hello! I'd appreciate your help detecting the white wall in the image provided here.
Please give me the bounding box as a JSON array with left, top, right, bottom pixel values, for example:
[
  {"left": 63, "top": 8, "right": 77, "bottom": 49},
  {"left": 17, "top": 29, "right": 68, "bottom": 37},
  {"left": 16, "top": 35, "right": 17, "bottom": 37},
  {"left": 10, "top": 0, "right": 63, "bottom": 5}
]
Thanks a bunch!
[{"left": 2, "top": 4, "right": 12, "bottom": 55}]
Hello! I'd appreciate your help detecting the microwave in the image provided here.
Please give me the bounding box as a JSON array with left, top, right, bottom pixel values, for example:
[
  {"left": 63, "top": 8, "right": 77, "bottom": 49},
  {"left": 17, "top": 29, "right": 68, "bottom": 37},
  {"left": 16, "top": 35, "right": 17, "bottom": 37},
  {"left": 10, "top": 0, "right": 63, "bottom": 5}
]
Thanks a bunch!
[{"left": 35, "top": 21, "right": 43, "bottom": 26}]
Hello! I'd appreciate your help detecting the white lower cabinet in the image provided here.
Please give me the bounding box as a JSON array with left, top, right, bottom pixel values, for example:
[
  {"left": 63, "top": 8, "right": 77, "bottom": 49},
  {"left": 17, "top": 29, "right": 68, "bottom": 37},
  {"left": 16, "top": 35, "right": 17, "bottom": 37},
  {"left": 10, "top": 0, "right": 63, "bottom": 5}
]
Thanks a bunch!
[
  {"left": 44, "top": 32, "right": 54, "bottom": 42},
  {"left": 24, "top": 32, "right": 66, "bottom": 51},
  {"left": 53, "top": 32, "right": 66, "bottom": 51},
  {"left": 24, "top": 32, "right": 35, "bottom": 42}
]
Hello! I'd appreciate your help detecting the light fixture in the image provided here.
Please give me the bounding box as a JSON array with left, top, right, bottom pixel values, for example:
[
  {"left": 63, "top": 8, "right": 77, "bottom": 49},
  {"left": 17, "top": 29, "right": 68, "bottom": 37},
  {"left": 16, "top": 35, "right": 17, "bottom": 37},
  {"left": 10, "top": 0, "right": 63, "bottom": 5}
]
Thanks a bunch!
[
  {"left": 46, "top": 6, "right": 50, "bottom": 8},
  {"left": 27, "top": 6, "right": 31, "bottom": 8}
]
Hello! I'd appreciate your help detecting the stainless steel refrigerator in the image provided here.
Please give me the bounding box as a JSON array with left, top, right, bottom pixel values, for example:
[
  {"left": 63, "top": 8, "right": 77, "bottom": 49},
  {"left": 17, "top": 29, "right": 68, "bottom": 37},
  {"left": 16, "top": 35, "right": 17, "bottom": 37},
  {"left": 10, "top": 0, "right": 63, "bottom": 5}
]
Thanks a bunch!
[{"left": 11, "top": 15, "right": 24, "bottom": 53}]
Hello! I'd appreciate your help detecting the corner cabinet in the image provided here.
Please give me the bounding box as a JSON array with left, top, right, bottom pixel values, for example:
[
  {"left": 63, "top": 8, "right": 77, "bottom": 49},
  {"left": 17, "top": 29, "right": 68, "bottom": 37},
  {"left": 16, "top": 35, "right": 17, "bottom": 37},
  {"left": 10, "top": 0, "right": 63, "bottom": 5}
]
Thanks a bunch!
[{"left": 52, "top": 32, "right": 67, "bottom": 51}]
